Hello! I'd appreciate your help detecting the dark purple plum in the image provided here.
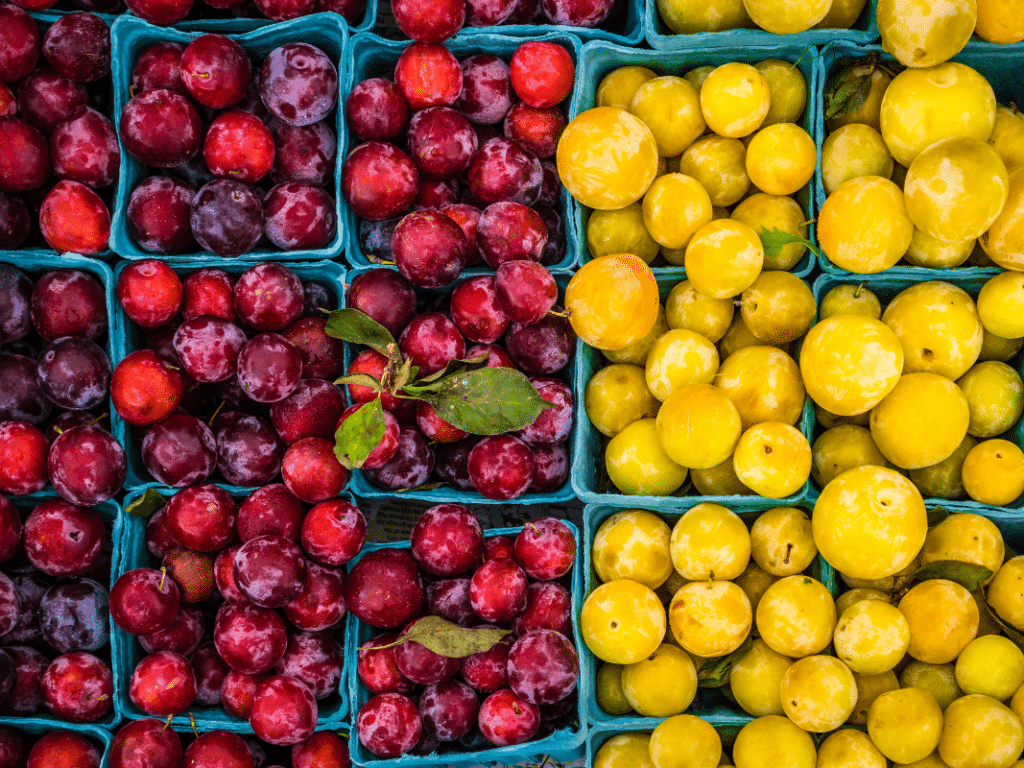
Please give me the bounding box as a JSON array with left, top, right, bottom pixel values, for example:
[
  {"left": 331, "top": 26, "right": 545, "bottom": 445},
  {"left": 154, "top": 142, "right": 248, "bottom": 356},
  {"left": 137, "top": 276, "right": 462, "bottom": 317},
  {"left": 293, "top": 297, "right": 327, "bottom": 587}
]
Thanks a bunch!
[
  {"left": 515, "top": 377, "right": 573, "bottom": 446},
  {"left": 39, "top": 577, "right": 109, "bottom": 654},
  {"left": 258, "top": 43, "right": 338, "bottom": 127},
  {"left": 35, "top": 337, "right": 111, "bottom": 411},
  {"left": 16, "top": 69, "right": 88, "bottom": 136},
  {"left": 0, "top": 354, "right": 51, "bottom": 424},
  {"left": 51, "top": 107, "right": 119, "bottom": 188},
  {"left": 426, "top": 578, "right": 476, "bottom": 626},
  {"left": 466, "top": 137, "right": 543, "bottom": 205},
  {"left": 190, "top": 179, "right": 264, "bottom": 257},
  {"left": 419, "top": 680, "right": 479, "bottom": 742},
  {"left": 233, "top": 535, "right": 307, "bottom": 608},
  {"left": 530, "top": 443, "right": 569, "bottom": 492},
  {"left": 269, "top": 378, "right": 345, "bottom": 445},
  {"left": 0, "top": 264, "right": 31, "bottom": 343},
  {"left": 363, "top": 428, "right": 434, "bottom": 492},
  {"left": 357, "top": 217, "right": 401, "bottom": 263},
  {"left": 505, "top": 312, "right": 575, "bottom": 374},
  {"left": 275, "top": 631, "right": 343, "bottom": 700},
  {"left": 41, "top": 12, "right": 110, "bottom": 84},
  {"left": 234, "top": 261, "right": 304, "bottom": 332},
  {"left": 281, "top": 317, "right": 345, "bottom": 380},
  {"left": 434, "top": 438, "right": 479, "bottom": 491},
  {"left": 236, "top": 333, "right": 303, "bottom": 404},
  {"left": 477, "top": 201, "right": 547, "bottom": 267},
  {"left": 0, "top": 573, "right": 50, "bottom": 645},
  {"left": 0, "top": 6, "right": 40, "bottom": 84},
  {"left": 494, "top": 260, "right": 557, "bottom": 324},
  {"left": 0, "top": 192, "right": 30, "bottom": 249},
  {"left": 468, "top": 435, "right": 534, "bottom": 500},
  {"left": 142, "top": 413, "right": 217, "bottom": 486},
  {"left": 217, "top": 413, "right": 285, "bottom": 486},
  {"left": 139, "top": 605, "right": 204, "bottom": 655}
]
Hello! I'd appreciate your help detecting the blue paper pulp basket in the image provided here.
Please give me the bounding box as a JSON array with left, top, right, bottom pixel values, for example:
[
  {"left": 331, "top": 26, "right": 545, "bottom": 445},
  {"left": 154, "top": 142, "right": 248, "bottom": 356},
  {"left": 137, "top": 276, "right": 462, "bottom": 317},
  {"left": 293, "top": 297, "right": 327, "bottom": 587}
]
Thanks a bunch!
[
  {"left": 580, "top": 501, "right": 835, "bottom": 727},
  {"left": 814, "top": 39, "right": 1024, "bottom": 280},
  {"left": 110, "top": 258, "right": 346, "bottom": 493},
  {"left": 645, "top": 0, "right": 877, "bottom": 51},
  {"left": 586, "top": 717, "right": 749, "bottom": 765},
  {"left": 452, "top": 0, "right": 642, "bottom": 46},
  {"left": 571, "top": 267, "right": 817, "bottom": 508},
  {"left": 569, "top": 40, "right": 819, "bottom": 277},
  {"left": 811, "top": 272, "right": 1024, "bottom": 514},
  {"left": 342, "top": 32, "right": 582, "bottom": 272},
  {"left": 108, "top": 14, "right": 349, "bottom": 263},
  {"left": 345, "top": 264, "right": 577, "bottom": 505},
  {"left": 113, "top": 484, "right": 354, "bottom": 732},
  {"left": 345, "top": 522, "right": 587, "bottom": 766},
  {"left": 4, "top": 492, "right": 123, "bottom": 729},
  {"left": 0, "top": 252, "right": 126, "bottom": 504}
]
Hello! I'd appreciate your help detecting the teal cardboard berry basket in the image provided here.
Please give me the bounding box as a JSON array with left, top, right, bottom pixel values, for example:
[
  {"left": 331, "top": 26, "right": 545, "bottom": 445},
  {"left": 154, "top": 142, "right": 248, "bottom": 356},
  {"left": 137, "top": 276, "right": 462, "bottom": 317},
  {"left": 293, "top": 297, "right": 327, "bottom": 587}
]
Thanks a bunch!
[
  {"left": 113, "top": 484, "right": 352, "bottom": 732},
  {"left": 645, "top": 0, "right": 878, "bottom": 51},
  {"left": 110, "top": 258, "right": 345, "bottom": 493},
  {"left": 0, "top": 252, "right": 125, "bottom": 505},
  {"left": 571, "top": 267, "right": 817, "bottom": 509},
  {"left": 580, "top": 501, "right": 835, "bottom": 728},
  {"left": 341, "top": 32, "right": 582, "bottom": 272},
  {"left": 568, "top": 39, "right": 820, "bottom": 278},
  {"left": 811, "top": 272, "right": 1024, "bottom": 514},
  {"left": 4, "top": 492, "right": 123, "bottom": 729},
  {"left": 814, "top": 39, "right": 1024, "bottom": 280},
  {"left": 452, "top": 0, "right": 643, "bottom": 45},
  {"left": 344, "top": 264, "right": 577, "bottom": 505},
  {"left": 109, "top": 14, "right": 349, "bottom": 262},
  {"left": 345, "top": 522, "right": 587, "bottom": 766}
]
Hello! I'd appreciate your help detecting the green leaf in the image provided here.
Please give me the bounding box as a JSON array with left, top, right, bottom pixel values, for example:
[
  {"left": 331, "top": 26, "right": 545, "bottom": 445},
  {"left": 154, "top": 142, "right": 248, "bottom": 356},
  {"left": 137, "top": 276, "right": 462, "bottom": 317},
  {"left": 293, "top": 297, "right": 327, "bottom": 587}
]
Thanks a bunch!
[
  {"left": 334, "top": 398, "right": 386, "bottom": 470},
  {"left": 927, "top": 506, "right": 950, "bottom": 527},
  {"left": 410, "top": 352, "right": 492, "bottom": 388},
  {"left": 391, "top": 357, "right": 420, "bottom": 393},
  {"left": 334, "top": 373, "right": 383, "bottom": 391},
  {"left": 759, "top": 226, "right": 820, "bottom": 259},
  {"left": 913, "top": 560, "right": 993, "bottom": 591},
  {"left": 416, "top": 367, "right": 554, "bottom": 435},
  {"left": 359, "top": 616, "right": 512, "bottom": 658},
  {"left": 824, "top": 72, "right": 873, "bottom": 120},
  {"left": 324, "top": 308, "right": 396, "bottom": 356},
  {"left": 125, "top": 488, "right": 167, "bottom": 518},
  {"left": 697, "top": 635, "right": 753, "bottom": 688}
]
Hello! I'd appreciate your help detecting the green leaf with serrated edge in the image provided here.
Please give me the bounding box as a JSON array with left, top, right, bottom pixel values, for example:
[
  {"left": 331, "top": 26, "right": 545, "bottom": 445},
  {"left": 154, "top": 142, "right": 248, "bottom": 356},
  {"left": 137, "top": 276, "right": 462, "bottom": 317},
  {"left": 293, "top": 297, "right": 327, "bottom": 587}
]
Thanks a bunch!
[
  {"left": 334, "top": 373, "right": 383, "bottom": 391},
  {"left": 979, "top": 596, "right": 1024, "bottom": 654},
  {"left": 913, "top": 560, "right": 993, "bottom": 591},
  {"left": 416, "top": 367, "right": 554, "bottom": 435},
  {"left": 358, "top": 616, "right": 512, "bottom": 658},
  {"left": 125, "top": 488, "right": 167, "bottom": 518},
  {"left": 410, "top": 352, "right": 492, "bottom": 388},
  {"left": 697, "top": 635, "right": 753, "bottom": 688},
  {"left": 825, "top": 73, "right": 873, "bottom": 120},
  {"left": 334, "top": 398, "right": 386, "bottom": 470},
  {"left": 759, "top": 226, "right": 821, "bottom": 259},
  {"left": 927, "top": 506, "right": 950, "bottom": 527},
  {"left": 324, "top": 308, "right": 396, "bottom": 356},
  {"left": 391, "top": 358, "right": 419, "bottom": 393}
]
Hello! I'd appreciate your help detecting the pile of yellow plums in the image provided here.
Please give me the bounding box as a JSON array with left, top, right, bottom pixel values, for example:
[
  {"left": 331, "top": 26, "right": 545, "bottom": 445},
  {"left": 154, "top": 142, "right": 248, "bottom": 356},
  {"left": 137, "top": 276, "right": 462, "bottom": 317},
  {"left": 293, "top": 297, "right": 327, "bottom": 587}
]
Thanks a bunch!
[
  {"left": 819, "top": 56, "right": 1024, "bottom": 273},
  {"left": 558, "top": 58, "right": 814, "bottom": 274},
  {"left": 569, "top": 253, "right": 814, "bottom": 500},
  {"left": 654, "top": 0, "right": 867, "bottom": 37},
  {"left": 584, "top": 501, "right": 1024, "bottom": 768},
  {"left": 810, "top": 279, "right": 1024, "bottom": 507}
]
